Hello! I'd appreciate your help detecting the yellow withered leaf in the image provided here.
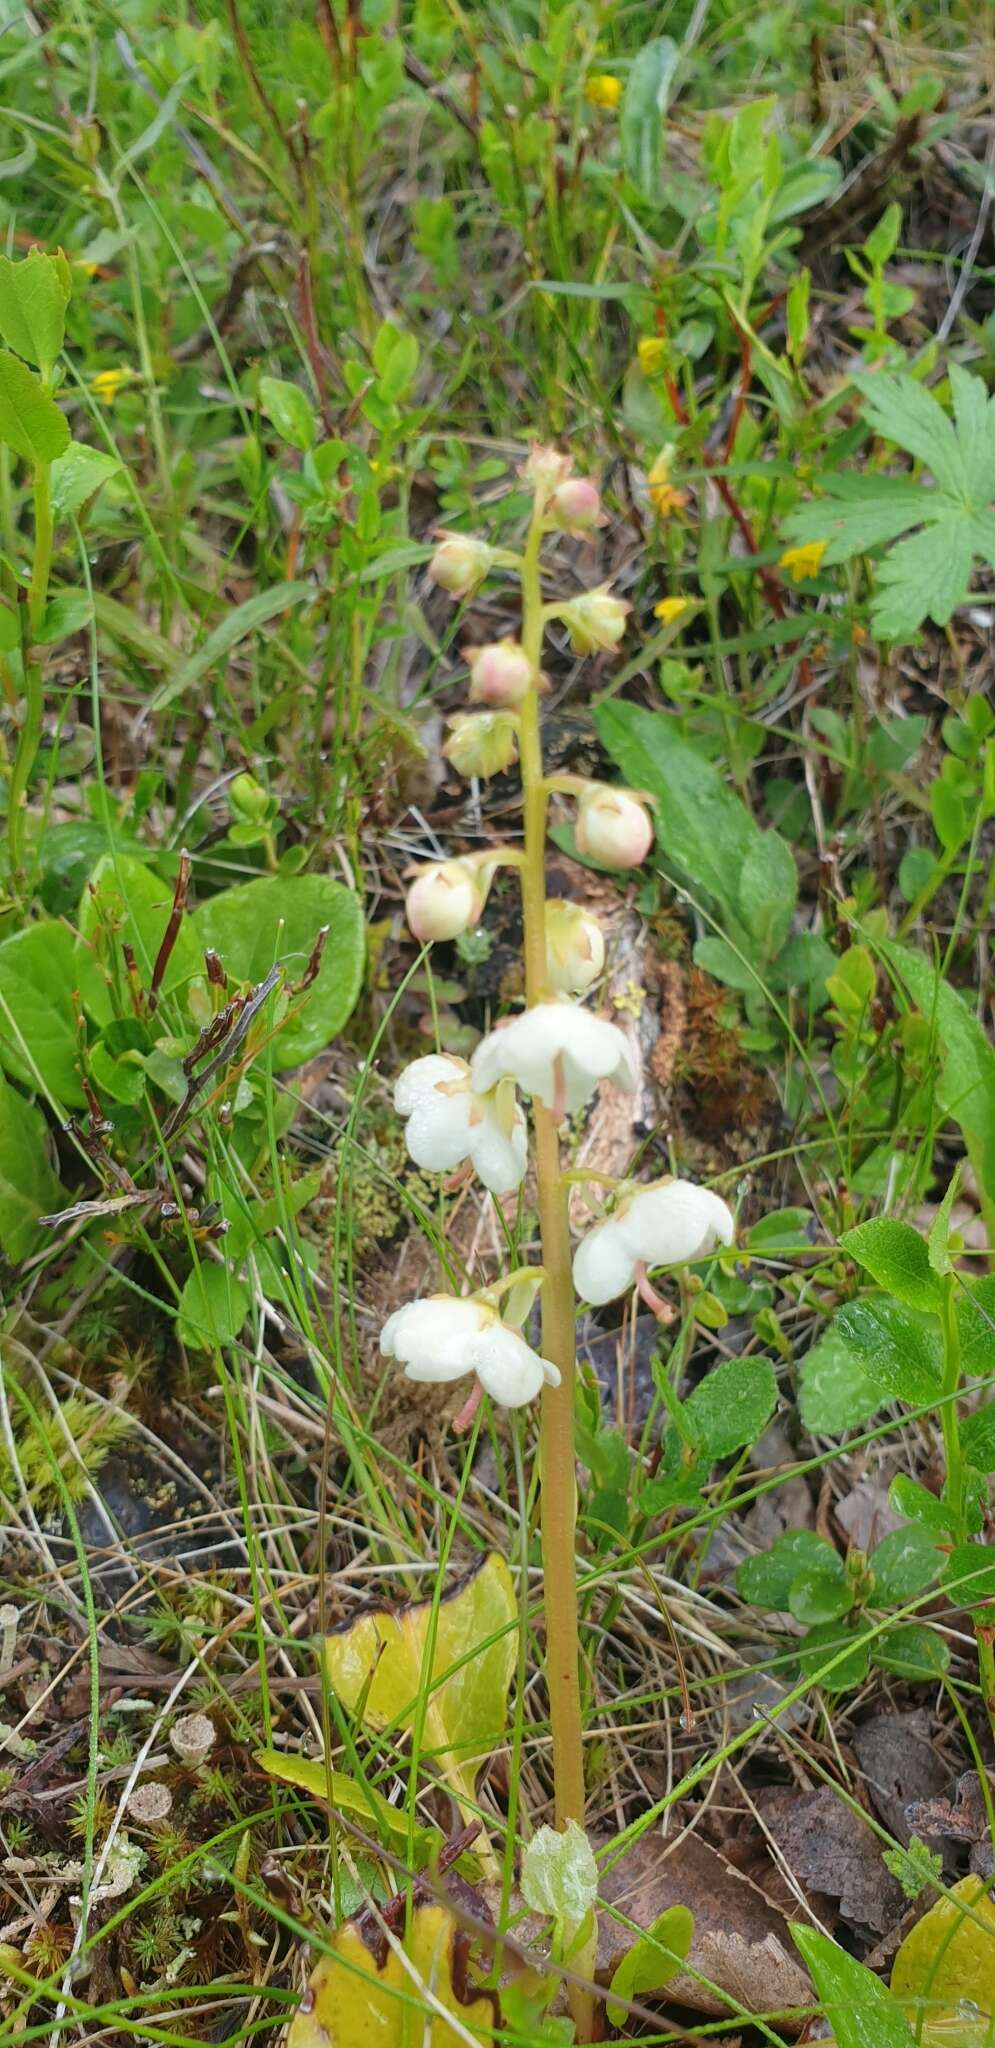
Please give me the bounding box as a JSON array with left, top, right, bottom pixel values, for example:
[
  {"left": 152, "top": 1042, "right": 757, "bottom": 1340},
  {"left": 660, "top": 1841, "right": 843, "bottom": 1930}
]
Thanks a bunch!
[
  {"left": 322, "top": 1553, "right": 517, "bottom": 1796},
  {"left": 287, "top": 1900, "right": 497, "bottom": 2048},
  {"left": 253, "top": 1748, "right": 434, "bottom": 1857},
  {"left": 891, "top": 1874, "right": 995, "bottom": 2026}
]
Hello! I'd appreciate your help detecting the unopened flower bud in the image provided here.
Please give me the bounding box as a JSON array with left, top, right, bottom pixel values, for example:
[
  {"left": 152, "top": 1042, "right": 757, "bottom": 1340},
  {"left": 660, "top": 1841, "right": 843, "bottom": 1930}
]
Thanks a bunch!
[
  {"left": 229, "top": 772, "right": 271, "bottom": 823},
  {"left": 405, "top": 858, "right": 488, "bottom": 942},
  {"left": 576, "top": 783, "right": 653, "bottom": 869},
  {"left": 545, "top": 900, "right": 605, "bottom": 993},
  {"left": 444, "top": 711, "right": 519, "bottom": 779},
  {"left": 466, "top": 638, "right": 533, "bottom": 706},
  {"left": 549, "top": 477, "right": 604, "bottom": 533},
  {"left": 428, "top": 529, "right": 495, "bottom": 597},
  {"left": 521, "top": 443, "right": 572, "bottom": 499},
  {"left": 559, "top": 585, "right": 629, "bottom": 656}
]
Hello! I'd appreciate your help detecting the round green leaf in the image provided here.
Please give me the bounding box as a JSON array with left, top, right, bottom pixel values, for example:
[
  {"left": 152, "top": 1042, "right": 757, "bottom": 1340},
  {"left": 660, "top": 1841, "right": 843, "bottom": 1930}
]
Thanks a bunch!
[{"left": 193, "top": 874, "right": 364, "bottom": 1065}]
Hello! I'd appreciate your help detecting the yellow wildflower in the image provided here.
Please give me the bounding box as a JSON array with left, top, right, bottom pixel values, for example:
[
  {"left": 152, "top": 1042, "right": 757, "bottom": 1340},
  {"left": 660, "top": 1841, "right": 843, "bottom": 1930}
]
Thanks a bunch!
[
  {"left": 91, "top": 368, "right": 128, "bottom": 405},
  {"left": 585, "top": 73, "right": 622, "bottom": 109},
  {"left": 638, "top": 337, "right": 667, "bottom": 375},
  {"left": 647, "top": 446, "right": 687, "bottom": 518},
  {"left": 779, "top": 539, "right": 827, "bottom": 583},
  {"left": 654, "top": 597, "right": 692, "bottom": 626}
]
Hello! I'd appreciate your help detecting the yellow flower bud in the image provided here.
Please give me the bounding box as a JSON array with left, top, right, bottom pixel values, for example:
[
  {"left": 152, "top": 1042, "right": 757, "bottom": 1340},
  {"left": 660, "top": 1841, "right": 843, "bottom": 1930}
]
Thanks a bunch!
[{"left": 585, "top": 73, "right": 622, "bottom": 109}]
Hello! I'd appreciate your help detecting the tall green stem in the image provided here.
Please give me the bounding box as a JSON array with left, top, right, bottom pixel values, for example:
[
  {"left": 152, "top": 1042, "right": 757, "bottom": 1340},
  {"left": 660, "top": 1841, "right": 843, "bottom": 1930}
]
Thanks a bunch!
[
  {"left": 8, "top": 461, "right": 53, "bottom": 883},
  {"left": 518, "top": 503, "right": 592, "bottom": 2036}
]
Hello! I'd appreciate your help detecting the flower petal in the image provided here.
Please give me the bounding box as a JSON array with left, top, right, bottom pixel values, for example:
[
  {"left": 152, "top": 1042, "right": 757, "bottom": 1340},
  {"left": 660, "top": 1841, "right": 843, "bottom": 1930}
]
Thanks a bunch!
[
  {"left": 468, "top": 1325, "right": 550, "bottom": 1406},
  {"left": 394, "top": 1054, "right": 468, "bottom": 1115},
  {"left": 572, "top": 1219, "right": 637, "bottom": 1304},
  {"left": 468, "top": 1104, "right": 528, "bottom": 1193},
  {"left": 619, "top": 1181, "right": 734, "bottom": 1267}
]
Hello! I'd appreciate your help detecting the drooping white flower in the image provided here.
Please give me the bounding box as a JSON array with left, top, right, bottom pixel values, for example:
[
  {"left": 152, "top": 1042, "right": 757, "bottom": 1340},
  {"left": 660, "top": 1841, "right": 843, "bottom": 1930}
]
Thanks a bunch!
[
  {"left": 381, "top": 1295, "right": 560, "bottom": 1408},
  {"left": 549, "top": 477, "right": 605, "bottom": 533},
  {"left": 558, "top": 585, "right": 629, "bottom": 655},
  {"left": 575, "top": 783, "right": 654, "bottom": 870},
  {"left": 466, "top": 639, "right": 534, "bottom": 707},
  {"left": 394, "top": 1054, "right": 527, "bottom": 1194},
  {"left": 471, "top": 1000, "right": 638, "bottom": 1116},
  {"left": 573, "top": 1178, "right": 735, "bottom": 1305},
  {"left": 428, "top": 530, "right": 496, "bottom": 596}
]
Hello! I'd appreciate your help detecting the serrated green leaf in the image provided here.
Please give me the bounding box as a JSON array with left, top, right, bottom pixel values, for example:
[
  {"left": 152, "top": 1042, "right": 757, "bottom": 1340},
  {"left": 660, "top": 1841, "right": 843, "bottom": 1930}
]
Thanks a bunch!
[
  {"left": 840, "top": 1216, "right": 941, "bottom": 1313},
  {"left": 859, "top": 372, "right": 966, "bottom": 497},
  {"left": 832, "top": 1299, "right": 942, "bottom": 1404},
  {"left": 0, "top": 351, "right": 69, "bottom": 465},
  {"left": 683, "top": 1356, "right": 777, "bottom": 1461},
  {"left": 872, "top": 510, "right": 975, "bottom": 636},
  {"left": 785, "top": 474, "right": 926, "bottom": 562},
  {"left": 0, "top": 250, "right": 70, "bottom": 376}
]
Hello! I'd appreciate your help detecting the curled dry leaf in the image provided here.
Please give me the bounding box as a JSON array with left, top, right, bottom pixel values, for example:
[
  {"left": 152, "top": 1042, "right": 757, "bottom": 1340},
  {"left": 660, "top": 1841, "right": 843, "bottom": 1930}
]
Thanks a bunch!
[
  {"left": 595, "top": 1829, "right": 812, "bottom": 2020},
  {"left": 287, "top": 1897, "right": 498, "bottom": 2048},
  {"left": 756, "top": 1785, "right": 905, "bottom": 1935}
]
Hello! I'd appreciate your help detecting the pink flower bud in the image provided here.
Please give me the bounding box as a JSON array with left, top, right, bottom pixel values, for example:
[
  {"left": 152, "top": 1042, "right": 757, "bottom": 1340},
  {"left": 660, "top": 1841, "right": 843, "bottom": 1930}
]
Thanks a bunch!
[
  {"left": 428, "top": 530, "right": 495, "bottom": 597},
  {"left": 466, "top": 638, "right": 534, "bottom": 706},
  {"left": 545, "top": 900, "right": 605, "bottom": 993},
  {"left": 405, "top": 859, "right": 485, "bottom": 942},
  {"left": 575, "top": 784, "right": 654, "bottom": 870},
  {"left": 550, "top": 477, "right": 604, "bottom": 533}
]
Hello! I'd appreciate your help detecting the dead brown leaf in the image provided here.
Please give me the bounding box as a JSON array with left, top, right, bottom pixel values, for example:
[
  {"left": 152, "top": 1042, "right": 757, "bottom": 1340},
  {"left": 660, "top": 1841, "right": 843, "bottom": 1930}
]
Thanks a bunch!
[
  {"left": 852, "top": 1710, "right": 948, "bottom": 1847},
  {"left": 755, "top": 1784, "right": 903, "bottom": 1934}
]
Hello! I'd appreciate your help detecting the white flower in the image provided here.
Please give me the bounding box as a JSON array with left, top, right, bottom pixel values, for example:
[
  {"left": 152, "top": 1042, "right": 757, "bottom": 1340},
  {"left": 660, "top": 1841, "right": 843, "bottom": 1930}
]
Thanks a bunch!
[
  {"left": 394, "top": 1054, "right": 527, "bottom": 1194},
  {"left": 575, "top": 783, "right": 654, "bottom": 869},
  {"left": 405, "top": 858, "right": 488, "bottom": 942},
  {"left": 428, "top": 530, "right": 495, "bottom": 596},
  {"left": 558, "top": 585, "right": 629, "bottom": 655},
  {"left": 471, "top": 1000, "right": 638, "bottom": 1115},
  {"left": 573, "top": 1178, "right": 735, "bottom": 1304},
  {"left": 545, "top": 900, "right": 605, "bottom": 994},
  {"left": 381, "top": 1295, "right": 560, "bottom": 1408}
]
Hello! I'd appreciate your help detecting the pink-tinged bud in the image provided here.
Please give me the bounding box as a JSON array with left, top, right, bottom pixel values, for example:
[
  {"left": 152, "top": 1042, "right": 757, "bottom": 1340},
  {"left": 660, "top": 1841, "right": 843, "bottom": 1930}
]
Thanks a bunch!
[
  {"left": 545, "top": 900, "right": 606, "bottom": 993},
  {"left": 559, "top": 585, "right": 629, "bottom": 655},
  {"left": 521, "top": 443, "right": 572, "bottom": 498},
  {"left": 550, "top": 477, "right": 604, "bottom": 533},
  {"left": 428, "top": 530, "right": 495, "bottom": 597},
  {"left": 466, "top": 638, "right": 534, "bottom": 707},
  {"left": 405, "top": 859, "right": 486, "bottom": 942},
  {"left": 575, "top": 784, "right": 654, "bottom": 869}
]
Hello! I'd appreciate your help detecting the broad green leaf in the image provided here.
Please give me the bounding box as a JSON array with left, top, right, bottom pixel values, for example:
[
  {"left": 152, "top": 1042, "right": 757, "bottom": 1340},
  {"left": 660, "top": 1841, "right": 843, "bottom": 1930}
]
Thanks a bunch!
[
  {"left": 951, "top": 360, "right": 995, "bottom": 504},
  {"left": 798, "top": 1325, "right": 883, "bottom": 1434},
  {"left": 323, "top": 1553, "right": 517, "bottom": 1793},
  {"left": 607, "top": 1905, "right": 694, "bottom": 2028},
  {"left": 797, "top": 1619, "right": 871, "bottom": 1692},
  {"left": 868, "top": 1523, "right": 941, "bottom": 1603},
  {"left": 960, "top": 1404, "right": 995, "bottom": 1472},
  {"left": 49, "top": 443, "right": 119, "bottom": 519},
  {"left": 746, "top": 1207, "right": 814, "bottom": 1251},
  {"left": 0, "top": 351, "right": 69, "bottom": 465},
  {"left": 832, "top": 1299, "right": 942, "bottom": 1404},
  {"left": 955, "top": 1275, "right": 995, "bottom": 1375},
  {"left": 738, "top": 828, "right": 797, "bottom": 957},
  {"left": 788, "top": 1558, "right": 852, "bottom": 1627},
  {"left": 839, "top": 1217, "right": 941, "bottom": 1313},
  {"left": 881, "top": 938, "right": 995, "bottom": 1201},
  {"left": 0, "top": 250, "right": 70, "bottom": 376},
  {"left": 145, "top": 581, "right": 314, "bottom": 715},
  {"left": 259, "top": 375, "right": 316, "bottom": 452},
  {"left": 254, "top": 1748, "right": 433, "bottom": 1853},
  {"left": 176, "top": 1263, "right": 250, "bottom": 1350},
  {"left": 792, "top": 1924, "right": 916, "bottom": 2048},
  {"left": 891, "top": 1876, "right": 995, "bottom": 2026},
  {"left": 692, "top": 934, "right": 761, "bottom": 992},
  {"left": 683, "top": 1356, "right": 777, "bottom": 1461},
  {"left": 287, "top": 1901, "right": 496, "bottom": 2048},
  {"left": 736, "top": 1529, "right": 837, "bottom": 1612},
  {"left": 38, "top": 589, "right": 92, "bottom": 644},
  {"left": 76, "top": 854, "right": 202, "bottom": 1026},
  {"left": 940, "top": 1544, "right": 995, "bottom": 1616},
  {"left": 0, "top": 1076, "right": 66, "bottom": 1258},
  {"left": 889, "top": 1475, "right": 957, "bottom": 1536},
  {"left": 620, "top": 38, "right": 679, "bottom": 202},
  {"left": 769, "top": 155, "right": 842, "bottom": 223},
  {"left": 595, "top": 702, "right": 777, "bottom": 946},
  {"left": 0, "top": 921, "right": 85, "bottom": 1106},
  {"left": 874, "top": 1624, "right": 949, "bottom": 1679},
  {"left": 192, "top": 873, "right": 364, "bottom": 1065},
  {"left": 785, "top": 472, "right": 927, "bottom": 562}
]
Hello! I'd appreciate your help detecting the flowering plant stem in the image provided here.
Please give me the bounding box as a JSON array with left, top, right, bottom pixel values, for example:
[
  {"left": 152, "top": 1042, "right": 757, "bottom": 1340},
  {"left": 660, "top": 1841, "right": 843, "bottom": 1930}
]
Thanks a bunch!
[
  {"left": 518, "top": 498, "right": 594, "bottom": 2038},
  {"left": 8, "top": 459, "right": 53, "bottom": 884}
]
